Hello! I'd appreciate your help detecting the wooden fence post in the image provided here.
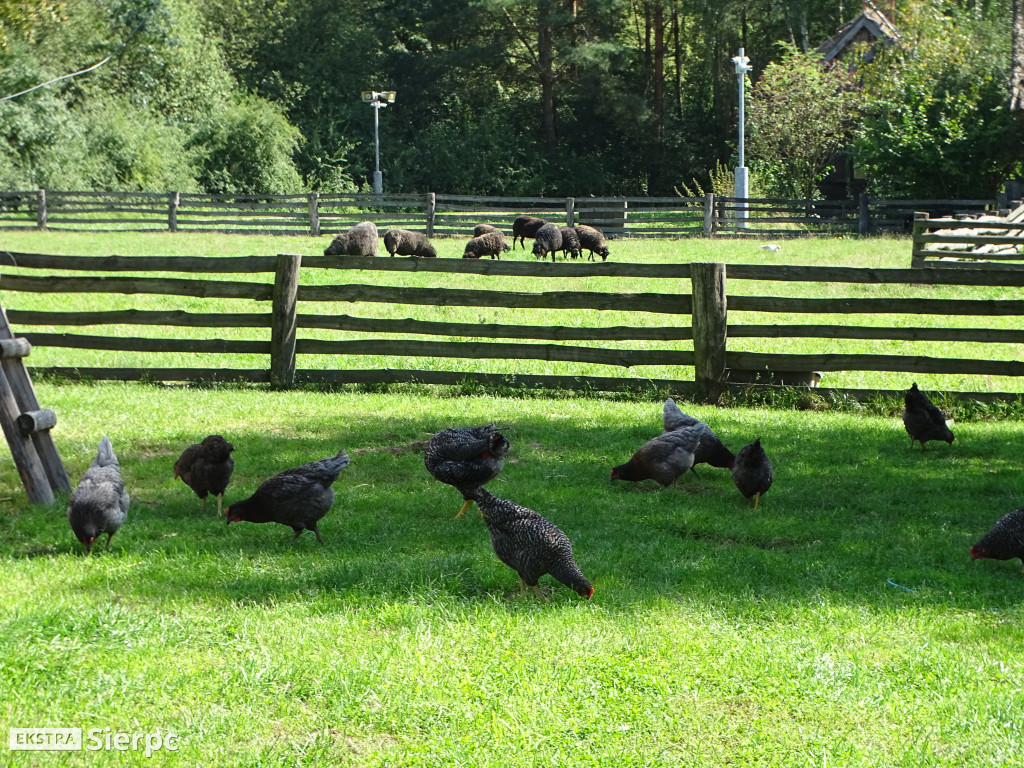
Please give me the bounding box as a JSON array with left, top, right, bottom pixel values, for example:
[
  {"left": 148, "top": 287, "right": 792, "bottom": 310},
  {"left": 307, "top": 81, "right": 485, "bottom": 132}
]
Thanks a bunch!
[
  {"left": 270, "top": 253, "right": 302, "bottom": 389},
  {"left": 690, "top": 262, "right": 728, "bottom": 403},
  {"left": 426, "top": 192, "right": 436, "bottom": 237},
  {"left": 0, "top": 303, "right": 70, "bottom": 503},
  {"left": 858, "top": 192, "right": 869, "bottom": 236},
  {"left": 566, "top": 197, "right": 575, "bottom": 227},
  {"left": 308, "top": 192, "right": 320, "bottom": 237},
  {"left": 703, "top": 193, "right": 715, "bottom": 237},
  {"left": 168, "top": 191, "right": 179, "bottom": 232},
  {"left": 36, "top": 189, "right": 46, "bottom": 230}
]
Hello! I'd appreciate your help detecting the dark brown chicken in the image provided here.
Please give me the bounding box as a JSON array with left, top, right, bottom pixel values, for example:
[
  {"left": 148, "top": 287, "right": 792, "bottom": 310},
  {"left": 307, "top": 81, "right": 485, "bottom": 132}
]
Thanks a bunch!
[
  {"left": 174, "top": 434, "right": 235, "bottom": 515},
  {"left": 732, "top": 438, "right": 773, "bottom": 507},
  {"left": 610, "top": 426, "right": 702, "bottom": 487},
  {"left": 661, "top": 398, "right": 736, "bottom": 469},
  {"left": 67, "top": 436, "right": 130, "bottom": 554},
  {"left": 902, "top": 382, "right": 954, "bottom": 450},
  {"left": 970, "top": 509, "right": 1024, "bottom": 567},
  {"left": 225, "top": 450, "right": 349, "bottom": 543},
  {"left": 466, "top": 487, "right": 593, "bottom": 600},
  {"left": 424, "top": 425, "right": 509, "bottom": 517}
]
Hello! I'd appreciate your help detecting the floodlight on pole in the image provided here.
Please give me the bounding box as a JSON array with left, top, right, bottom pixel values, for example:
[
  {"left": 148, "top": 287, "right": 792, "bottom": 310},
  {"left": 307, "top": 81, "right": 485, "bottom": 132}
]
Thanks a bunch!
[
  {"left": 362, "top": 90, "right": 396, "bottom": 195},
  {"left": 731, "top": 48, "right": 753, "bottom": 227}
]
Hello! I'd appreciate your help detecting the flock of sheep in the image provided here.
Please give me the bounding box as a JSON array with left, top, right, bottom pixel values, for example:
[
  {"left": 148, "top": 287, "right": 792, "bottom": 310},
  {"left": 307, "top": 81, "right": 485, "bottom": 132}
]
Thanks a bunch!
[{"left": 322, "top": 215, "right": 611, "bottom": 262}]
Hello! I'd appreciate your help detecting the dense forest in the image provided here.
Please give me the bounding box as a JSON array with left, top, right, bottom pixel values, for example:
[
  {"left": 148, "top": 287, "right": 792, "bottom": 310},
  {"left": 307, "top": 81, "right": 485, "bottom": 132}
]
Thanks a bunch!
[{"left": 0, "top": 0, "right": 1020, "bottom": 199}]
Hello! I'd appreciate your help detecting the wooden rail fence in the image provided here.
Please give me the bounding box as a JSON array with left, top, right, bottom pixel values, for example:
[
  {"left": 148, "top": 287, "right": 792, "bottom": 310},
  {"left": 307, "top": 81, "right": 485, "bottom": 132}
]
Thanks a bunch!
[
  {"left": 911, "top": 208, "right": 1024, "bottom": 269},
  {"left": 0, "top": 189, "right": 1007, "bottom": 239},
  {"left": 2, "top": 251, "right": 1023, "bottom": 401}
]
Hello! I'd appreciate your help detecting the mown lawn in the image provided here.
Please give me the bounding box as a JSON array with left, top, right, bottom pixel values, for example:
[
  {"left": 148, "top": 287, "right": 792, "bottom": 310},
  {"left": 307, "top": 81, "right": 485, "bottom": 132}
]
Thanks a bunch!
[{"left": 1, "top": 382, "right": 1022, "bottom": 766}]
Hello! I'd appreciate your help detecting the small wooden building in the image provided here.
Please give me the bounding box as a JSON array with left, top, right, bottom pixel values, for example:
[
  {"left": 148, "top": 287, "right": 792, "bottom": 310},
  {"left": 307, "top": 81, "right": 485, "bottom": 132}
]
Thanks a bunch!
[{"left": 816, "top": 1, "right": 900, "bottom": 66}]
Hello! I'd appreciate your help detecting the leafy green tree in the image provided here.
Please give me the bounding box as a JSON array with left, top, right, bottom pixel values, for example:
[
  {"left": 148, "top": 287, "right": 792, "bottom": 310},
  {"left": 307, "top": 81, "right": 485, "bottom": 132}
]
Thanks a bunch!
[
  {"left": 854, "top": 0, "right": 1022, "bottom": 198},
  {"left": 747, "top": 44, "right": 864, "bottom": 199},
  {"left": 188, "top": 95, "right": 304, "bottom": 194}
]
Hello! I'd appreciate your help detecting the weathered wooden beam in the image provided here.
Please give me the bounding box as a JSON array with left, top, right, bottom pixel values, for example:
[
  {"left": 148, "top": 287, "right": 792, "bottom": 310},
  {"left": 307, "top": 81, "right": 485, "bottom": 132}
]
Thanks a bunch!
[
  {"left": 0, "top": 274, "right": 273, "bottom": 300},
  {"left": 728, "top": 296, "right": 1024, "bottom": 316},
  {"left": 294, "top": 338, "right": 695, "bottom": 368},
  {"left": 0, "top": 253, "right": 278, "bottom": 273},
  {"left": 690, "top": 262, "right": 728, "bottom": 402},
  {"left": 0, "top": 368, "right": 53, "bottom": 505},
  {"left": 16, "top": 408, "right": 56, "bottom": 435},
  {"left": 728, "top": 324, "right": 1024, "bottom": 344},
  {"left": 726, "top": 351, "right": 1024, "bottom": 376},
  {"left": 307, "top": 192, "right": 320, "bottom": 237},
  {"left": 0, "top": 305, "right": 69, "bottom": 494},
  {"left": 6, "top": 309, "right": 270, "bottom": 328},
  {"left": 28, "top": 367, "right": 270, "bottom": 383},
  {"left": 0, "top": 338, "right": 32, "bottom": 358},
  {"left": 20, "top": 334, "right": 269, "bottom": 353},
  {"left": 298, "top": 284, "right": 692, "bottom": 315},
  {"left": 294, "top": 313, "right": 693, "bottom": 341},
  {"left": 270, "top": 253, "right": 302, "bottom": 389}
]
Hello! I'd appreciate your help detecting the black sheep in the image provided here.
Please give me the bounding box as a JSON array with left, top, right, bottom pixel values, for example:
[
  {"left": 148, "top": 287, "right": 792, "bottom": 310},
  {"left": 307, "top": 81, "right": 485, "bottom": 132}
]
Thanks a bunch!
[
  {"left": 512, "top": 215, "right": 548, "bottom": 250},
  {"left": 531, "top": 223, "right": 563, "bottom": 262},
  {"left": 383, "top": 228, "right": 437, "bottom": 258},
  {"left": 574, "top": 224, "right": 610, "bottom": 261}
]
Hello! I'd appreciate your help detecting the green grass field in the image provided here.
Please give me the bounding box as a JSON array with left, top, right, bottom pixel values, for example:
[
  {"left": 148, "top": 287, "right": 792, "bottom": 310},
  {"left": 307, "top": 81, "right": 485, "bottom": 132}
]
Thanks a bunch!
[
  {"left": 0, "top": 231, "right": 1022, "bottom": 765},
  {"left": 0, "top": 381, "right": 1023, "bottom": 766},
  {"left": 1, "top": 230, "right": 1022, "bottom": 394}
]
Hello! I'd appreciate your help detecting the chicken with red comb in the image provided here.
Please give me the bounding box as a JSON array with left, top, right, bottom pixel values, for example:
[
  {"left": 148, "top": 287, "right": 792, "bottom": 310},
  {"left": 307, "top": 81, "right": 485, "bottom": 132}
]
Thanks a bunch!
[
  {"left": 970, "top": 509, "right": 1024, "bottom": 568},
  {"left": 68, "top": 436, "right": 129, "bottom": 554},
  {"left": 425, "top": 424, "right": 509, "bottom": 517}
]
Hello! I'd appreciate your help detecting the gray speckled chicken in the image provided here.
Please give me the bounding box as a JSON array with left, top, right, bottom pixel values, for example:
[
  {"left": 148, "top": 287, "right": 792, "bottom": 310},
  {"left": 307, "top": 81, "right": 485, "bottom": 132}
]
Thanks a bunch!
[
  {"left": 226, "top": 451, "right": 349, "bottom": 543},
  {"left": 466, "top": 487, "right": 593, "bottom": 600},
  {"left": 174, "top": 434, "right": 235, "bottom": 515},
  {"left": 732, "top": 438, "right": 773, "bottom": 507},
  {"left": 610, "top": 425, "right": 702, "bottom": 487},
  {"left": 970, "top": 509, "right": 1024, "bottom": 568},
  {"left": 424, "top": 425, "right": 509, "bottom": 517},
  {"left": 67, "top": 436, "right": 129, "bottom": 554},
  {"left": 661, "top": 398, "right": 736, "bottom": 470},
  {"left": 902, "top": 382, "right": 954, "bottom": 450}
]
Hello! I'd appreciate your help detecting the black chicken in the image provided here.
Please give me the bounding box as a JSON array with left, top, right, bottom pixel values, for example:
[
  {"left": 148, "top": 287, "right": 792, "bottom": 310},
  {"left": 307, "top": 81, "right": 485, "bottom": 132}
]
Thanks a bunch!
[
  {"left": 424, "top": 424, "right": 509, "bottom": 517},
  {"left": 174, "top": 434, "right": 235, "bottom": 515},
  {"left": 970, "top": 509, "right": 1024, "bottom": 567},
  {"left": 225, "top": 450, "right": 350, "bottom": 543},
  {"left": 610, "top": 426, "right": 702, "bottom": 487},
  {"left": 466, "top": 487, "right": 593, "bottom": 600},
  {"left": 67, "top": 436, "right": 130, "bottom": 554},
  {"left": 902, "top": 382, "right": 954, "bottom": 450},
  {"left": 732, "top": 438, "right": 773, "bottom": 507},
  {"left": 661, "top": 398, "right": 736, "bottom": 469}
]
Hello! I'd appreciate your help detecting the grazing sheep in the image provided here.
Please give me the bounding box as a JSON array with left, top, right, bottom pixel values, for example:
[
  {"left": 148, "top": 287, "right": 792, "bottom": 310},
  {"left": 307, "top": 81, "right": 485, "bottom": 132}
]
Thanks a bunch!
[
  {"left": 512, "top": 215, "right": 548, "bottom": 250},
  {"left": 559, "top": 226, "right": 582, "bottom": 260},
  {"left": 531, "top": 223, "right": 563, "bottom": 262},
  {"left": 574, "top": 224, "right": 610, "bottom": 261},
  {"left": 473, "top": 223, "right": 501, "bottom": 237},
  {"left": 383, "top": 228, "right": 437, "bottom": 258},
  {"left": 323, "top": 221, "right": 379, "bottom": 256},
  {"left": 463, "top": 230, "right": 511, "bottom": 259}
]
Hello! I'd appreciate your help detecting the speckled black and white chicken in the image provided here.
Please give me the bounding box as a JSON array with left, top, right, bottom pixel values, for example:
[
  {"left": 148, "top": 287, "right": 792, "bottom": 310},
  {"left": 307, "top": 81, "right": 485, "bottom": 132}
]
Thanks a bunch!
[
  {"left": 174, "top": 434, "right": 235, "bottom": 515},
  {"left": 67, "top": 436, "right": 130, "bottom": 554},
  {"left": 661, "top": 398, "right": 736, "bottom": 470},
  {"left": 226, "top": 450, "right": 349, "bottom": 543},
  {"left": 610, "top": 425, "right": 702, "bottom": 487},
  {"left": 731, "top": 438, "right": 773, "bottom": 507},
  {"left": 902, "top": 382, "right": 954, "bottom": 450},
  {"left": 424, "top": 424, "right": 509, "bottom": 517},
  {"left": 970, "top": 509, "right": 1024, "bottom": 568},
  {"left": 466, "top": 487, "right": 593, "bottom": 600}
]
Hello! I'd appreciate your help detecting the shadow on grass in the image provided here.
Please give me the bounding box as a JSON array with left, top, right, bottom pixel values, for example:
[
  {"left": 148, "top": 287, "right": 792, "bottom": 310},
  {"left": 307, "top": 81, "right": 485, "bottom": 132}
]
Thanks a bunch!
[{"left": 4, "top": 406, "right": 1024, "bottom": 615}]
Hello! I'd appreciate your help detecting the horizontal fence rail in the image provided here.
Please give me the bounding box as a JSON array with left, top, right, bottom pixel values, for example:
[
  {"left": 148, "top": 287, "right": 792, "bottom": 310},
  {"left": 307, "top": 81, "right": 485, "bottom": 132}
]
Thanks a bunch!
[
  {"left": 911, "top": 210, "right": 1024, "bottom": 270},
  {"left": 0, "top": 250, "right": 1022, "bottom": 401},
  {"left": 0, "top": 189, "right": 1009, "bottom": 239}
]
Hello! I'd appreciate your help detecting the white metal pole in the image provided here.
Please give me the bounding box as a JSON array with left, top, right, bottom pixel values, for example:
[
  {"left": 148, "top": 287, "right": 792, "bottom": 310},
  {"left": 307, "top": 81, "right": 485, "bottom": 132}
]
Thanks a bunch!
[{"left": 372, "top": 100, "right": 383, "bottom": 195}]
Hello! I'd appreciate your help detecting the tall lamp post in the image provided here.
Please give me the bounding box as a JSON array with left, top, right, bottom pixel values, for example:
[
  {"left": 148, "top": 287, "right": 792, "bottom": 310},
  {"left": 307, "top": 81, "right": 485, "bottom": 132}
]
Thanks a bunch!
[
  {"left": 361, "top": 90, "right": 396, "bottom": 195},
  {"left": 731, "top": 48, "right": 753, "bottom": 227}
]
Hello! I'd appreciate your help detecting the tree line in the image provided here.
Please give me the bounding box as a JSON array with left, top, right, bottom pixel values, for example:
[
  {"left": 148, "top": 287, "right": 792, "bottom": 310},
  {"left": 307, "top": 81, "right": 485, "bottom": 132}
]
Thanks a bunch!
[{"left": 0, "top": 0, "right": 1019, "bottom": 200}]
